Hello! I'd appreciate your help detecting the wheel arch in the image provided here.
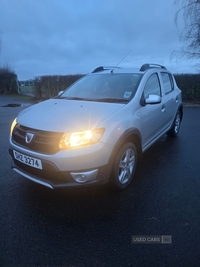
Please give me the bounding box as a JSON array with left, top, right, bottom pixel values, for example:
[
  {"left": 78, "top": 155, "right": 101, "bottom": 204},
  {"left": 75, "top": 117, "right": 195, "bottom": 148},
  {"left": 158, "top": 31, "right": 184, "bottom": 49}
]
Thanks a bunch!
[
  {"left": 109, "top": 128, "right": 142, "bottom": 166},
  {"left": 106, "top": 128, "right": 141, "bottom": 189},
  {"left": 168, "top": 104, "right": 183, "bottom": 130},
  {"left": 179, "top": 104, "right": 183, "bottom": 121},
  {"left": 166, "top": 104, "right": 183, "bottom": 137}
]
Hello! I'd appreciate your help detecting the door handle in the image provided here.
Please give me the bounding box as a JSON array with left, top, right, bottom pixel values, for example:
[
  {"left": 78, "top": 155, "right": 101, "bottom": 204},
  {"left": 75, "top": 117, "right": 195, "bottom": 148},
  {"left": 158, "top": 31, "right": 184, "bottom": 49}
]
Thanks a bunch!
[{"left": 161, "top": 105, "right": 166, "bottom": 112}]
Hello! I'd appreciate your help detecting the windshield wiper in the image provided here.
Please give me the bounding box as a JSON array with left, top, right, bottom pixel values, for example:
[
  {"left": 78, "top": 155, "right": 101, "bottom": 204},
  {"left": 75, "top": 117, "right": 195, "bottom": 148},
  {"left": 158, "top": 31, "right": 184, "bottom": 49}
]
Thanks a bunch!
[
  {"left": 58, "top": 96, "right": 128, "bottom": 103},
  {"left": 95, "top": 98, "right": 128, "bottom": 103},
  {"left": 59, "top": 96, "right": 90, "bottom": 101}
]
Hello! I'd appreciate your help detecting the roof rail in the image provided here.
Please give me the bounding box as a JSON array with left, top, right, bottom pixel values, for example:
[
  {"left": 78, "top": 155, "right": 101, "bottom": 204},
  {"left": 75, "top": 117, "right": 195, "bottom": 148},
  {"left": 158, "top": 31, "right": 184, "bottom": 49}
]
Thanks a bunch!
[
  {"left": 92, "top": 66, "right": 104, "bottom": 73},
  {"left": 140, "top": 63, "right": 166, "bottom": 72},
  {"left": 92, "top": 66, "right": 121, "bottom": 73}
]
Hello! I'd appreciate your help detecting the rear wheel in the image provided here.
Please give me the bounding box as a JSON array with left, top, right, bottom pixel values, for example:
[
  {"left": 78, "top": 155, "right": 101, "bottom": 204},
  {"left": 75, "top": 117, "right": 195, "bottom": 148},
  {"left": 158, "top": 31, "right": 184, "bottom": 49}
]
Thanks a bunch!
[
  {"left": 111, "top": 142, "right": 137, "bottom": 190},
  {"left": 167, "top": 110, "right": 181, "bottom": 137}
]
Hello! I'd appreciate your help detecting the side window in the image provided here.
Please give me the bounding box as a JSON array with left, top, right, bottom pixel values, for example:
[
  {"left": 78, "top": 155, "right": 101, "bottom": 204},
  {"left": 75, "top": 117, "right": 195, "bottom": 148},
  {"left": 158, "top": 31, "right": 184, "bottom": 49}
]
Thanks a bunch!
[
  {"left": 161, "top": 72, "right": 174, "bottom": 94},
  {"left": 143, "top": 73, "right": 161, "bottom": 99}
]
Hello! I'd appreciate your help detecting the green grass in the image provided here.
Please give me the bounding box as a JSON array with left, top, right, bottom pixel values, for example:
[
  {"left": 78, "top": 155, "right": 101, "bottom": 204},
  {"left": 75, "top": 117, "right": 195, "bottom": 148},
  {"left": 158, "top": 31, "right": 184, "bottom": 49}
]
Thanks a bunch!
[{"left": 19, "top": 86, "right": 35, "bottom": 93}]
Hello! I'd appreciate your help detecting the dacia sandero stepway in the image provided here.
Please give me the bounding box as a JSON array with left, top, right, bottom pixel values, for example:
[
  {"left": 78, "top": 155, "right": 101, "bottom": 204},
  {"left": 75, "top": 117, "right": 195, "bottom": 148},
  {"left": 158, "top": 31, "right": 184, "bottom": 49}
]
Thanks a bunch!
[{"left": 9, "top": 64, "right": 183, "bottom": 190}]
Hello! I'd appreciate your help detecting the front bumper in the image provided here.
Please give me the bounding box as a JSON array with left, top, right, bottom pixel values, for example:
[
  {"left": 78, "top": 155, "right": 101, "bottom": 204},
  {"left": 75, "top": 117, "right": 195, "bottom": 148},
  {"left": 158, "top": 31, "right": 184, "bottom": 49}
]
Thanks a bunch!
[{"left": 9, "top": 148, "right": 111, "bottom": 189}]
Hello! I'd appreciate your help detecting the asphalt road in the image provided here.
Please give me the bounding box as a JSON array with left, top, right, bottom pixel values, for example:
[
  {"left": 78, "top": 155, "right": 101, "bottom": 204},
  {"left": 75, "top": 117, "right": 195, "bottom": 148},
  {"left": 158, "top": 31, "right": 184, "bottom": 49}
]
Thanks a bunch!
[{"left": 0, "top": 96, "right": 200, "bottom": 267}]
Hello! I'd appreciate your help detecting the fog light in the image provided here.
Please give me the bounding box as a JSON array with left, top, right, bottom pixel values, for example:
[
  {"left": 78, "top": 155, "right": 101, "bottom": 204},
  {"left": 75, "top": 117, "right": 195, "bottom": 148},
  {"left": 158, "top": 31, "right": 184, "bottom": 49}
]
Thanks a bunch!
[
  {"left": 70, "top": 169, "right": 98, "bottom": 184},
  {"left": 74, "top": 174, "right": 87, "bottom": 183}
]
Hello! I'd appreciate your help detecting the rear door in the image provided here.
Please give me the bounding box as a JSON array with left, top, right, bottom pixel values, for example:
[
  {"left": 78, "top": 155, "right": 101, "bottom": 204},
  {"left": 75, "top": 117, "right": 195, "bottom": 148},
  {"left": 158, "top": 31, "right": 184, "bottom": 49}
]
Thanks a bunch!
[{"left": 159, "top": 72, "right": 178, "bottom": 129}]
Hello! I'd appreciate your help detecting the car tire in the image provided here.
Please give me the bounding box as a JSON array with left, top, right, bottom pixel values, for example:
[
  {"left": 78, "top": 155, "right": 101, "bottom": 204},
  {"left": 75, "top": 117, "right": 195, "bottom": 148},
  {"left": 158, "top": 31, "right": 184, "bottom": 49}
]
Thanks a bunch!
[
  {"left": 167, "top": 110, "right": 181, "bottom": 137},
  {"left": 111, "top": 142, "right": 137, "bottom": 190}
]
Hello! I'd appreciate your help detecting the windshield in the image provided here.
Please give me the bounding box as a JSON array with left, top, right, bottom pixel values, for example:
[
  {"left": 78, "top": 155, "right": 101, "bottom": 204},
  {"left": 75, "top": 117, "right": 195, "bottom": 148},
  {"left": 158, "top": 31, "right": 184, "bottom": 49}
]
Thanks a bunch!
[{"left": 59, "top": 73, "right": 142, "bottom": 103}]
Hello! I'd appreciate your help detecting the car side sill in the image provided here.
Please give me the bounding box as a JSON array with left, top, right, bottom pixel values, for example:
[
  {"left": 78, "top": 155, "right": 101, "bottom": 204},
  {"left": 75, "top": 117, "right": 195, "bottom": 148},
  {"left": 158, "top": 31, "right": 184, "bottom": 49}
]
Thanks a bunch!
[{"left": 142, "top": 131, "right": 168, "bottom": 153}]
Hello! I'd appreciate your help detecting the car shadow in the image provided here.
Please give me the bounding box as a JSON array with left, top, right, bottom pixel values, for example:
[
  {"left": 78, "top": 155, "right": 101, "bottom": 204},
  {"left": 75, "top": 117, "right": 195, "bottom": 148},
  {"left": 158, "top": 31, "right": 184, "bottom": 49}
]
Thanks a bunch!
[{"left": 17, "top": 134, "right": 182, "bottom": 224}]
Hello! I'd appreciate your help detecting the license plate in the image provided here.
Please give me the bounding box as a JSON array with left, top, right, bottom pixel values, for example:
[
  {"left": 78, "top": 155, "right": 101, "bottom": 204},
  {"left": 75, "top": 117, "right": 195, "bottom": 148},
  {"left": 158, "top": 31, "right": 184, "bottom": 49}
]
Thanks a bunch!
[{"left": 13, "top": 150, "right": 42, "bottom": 170}]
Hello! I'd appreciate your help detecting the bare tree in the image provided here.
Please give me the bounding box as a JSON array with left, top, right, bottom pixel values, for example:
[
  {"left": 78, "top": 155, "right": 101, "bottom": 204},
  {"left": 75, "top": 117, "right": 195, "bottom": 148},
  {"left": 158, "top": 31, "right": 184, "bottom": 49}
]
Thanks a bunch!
[
  {"left": 173, "top": 0, "right": 200, "bottom": 62},
  {"left": 0, "top": 64, "right": 18, "bottom": 94}
]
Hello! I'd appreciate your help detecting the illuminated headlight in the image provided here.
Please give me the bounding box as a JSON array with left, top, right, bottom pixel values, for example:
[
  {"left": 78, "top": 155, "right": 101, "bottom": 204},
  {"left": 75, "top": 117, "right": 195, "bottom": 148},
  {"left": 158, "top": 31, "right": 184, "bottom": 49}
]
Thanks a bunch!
[
  {"left": 59, "top": 128, "right": 105, "bottom": 149},
  {"left": 10, "top": 118, "right": 17, "bottom": 135}
]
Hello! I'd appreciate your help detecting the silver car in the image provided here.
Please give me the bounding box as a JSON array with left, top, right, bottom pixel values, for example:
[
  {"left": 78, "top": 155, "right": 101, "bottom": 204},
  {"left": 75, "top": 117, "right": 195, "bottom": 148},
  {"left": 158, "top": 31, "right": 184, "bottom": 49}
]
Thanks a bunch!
[{"left": 9, "top": 64, "right": 183, "bottom": 190}]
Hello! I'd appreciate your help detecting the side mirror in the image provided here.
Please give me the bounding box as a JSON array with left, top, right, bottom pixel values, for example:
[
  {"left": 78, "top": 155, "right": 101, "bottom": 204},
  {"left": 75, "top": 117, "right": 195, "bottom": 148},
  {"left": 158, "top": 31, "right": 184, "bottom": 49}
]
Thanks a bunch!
[
  {"left": 145, "top": 94, "right": 161, "bottom": 104},
  {"left": 58, "top": 91, "right": 64, "bottom": 96}
]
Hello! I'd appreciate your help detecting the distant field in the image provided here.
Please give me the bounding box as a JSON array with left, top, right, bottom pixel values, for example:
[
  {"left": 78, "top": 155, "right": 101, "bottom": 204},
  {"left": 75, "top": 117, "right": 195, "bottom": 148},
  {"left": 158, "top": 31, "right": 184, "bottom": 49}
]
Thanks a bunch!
[{"left": 19, "top": 85, "right": 35, "bottom": 95}]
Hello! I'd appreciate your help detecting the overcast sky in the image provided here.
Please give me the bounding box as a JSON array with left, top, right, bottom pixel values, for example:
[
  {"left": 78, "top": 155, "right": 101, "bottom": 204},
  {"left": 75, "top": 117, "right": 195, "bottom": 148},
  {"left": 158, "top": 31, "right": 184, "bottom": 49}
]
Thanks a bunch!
[{"left": 0, "top": 0, "right": 198, "bottom": 80}]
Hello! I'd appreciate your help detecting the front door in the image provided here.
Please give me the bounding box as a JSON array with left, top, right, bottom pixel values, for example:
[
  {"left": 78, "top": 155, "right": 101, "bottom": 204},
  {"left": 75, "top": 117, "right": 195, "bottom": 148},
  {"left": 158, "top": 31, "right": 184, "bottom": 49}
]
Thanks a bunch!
[{"left": 139, "top": 73, "right": 166, "bottom": 149}]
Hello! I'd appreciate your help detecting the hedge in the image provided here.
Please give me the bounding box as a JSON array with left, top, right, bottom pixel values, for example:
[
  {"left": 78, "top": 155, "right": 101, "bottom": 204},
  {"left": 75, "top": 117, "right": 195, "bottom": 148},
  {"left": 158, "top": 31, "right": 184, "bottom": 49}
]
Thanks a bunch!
[
  {"left": 30, "top": 73, "right": 200, "bottom": 102},
  {"left": 33, "top": 74, "right": 83, "bottom": 99},
  {"left": 174, "top": 74, "right": 200, "bottom": 101}
]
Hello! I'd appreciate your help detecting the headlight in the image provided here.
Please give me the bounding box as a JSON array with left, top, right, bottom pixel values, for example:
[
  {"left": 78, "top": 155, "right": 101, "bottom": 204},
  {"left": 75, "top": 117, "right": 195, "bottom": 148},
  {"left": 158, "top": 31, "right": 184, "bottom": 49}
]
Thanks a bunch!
[
  {"left": 59, "top": 128, "right": 105, "bottom": 149},
  {"left": 10, "top": 118, "right": 17, "bottom": 135}
]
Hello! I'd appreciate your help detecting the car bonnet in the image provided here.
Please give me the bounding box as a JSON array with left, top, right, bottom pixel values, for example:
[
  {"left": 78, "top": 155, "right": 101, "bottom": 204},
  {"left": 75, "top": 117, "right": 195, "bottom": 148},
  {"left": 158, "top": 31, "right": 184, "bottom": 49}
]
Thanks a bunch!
[{"left": 16, "top": 98, "right": 125, "bottom": 132}]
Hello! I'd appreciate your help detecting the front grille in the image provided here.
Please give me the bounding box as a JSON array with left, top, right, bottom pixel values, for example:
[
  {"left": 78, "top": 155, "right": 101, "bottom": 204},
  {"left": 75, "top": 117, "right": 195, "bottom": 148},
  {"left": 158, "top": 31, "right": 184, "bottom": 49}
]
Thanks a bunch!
[{"left": 12, "top": 124, "right": 64, "bottom": 154}]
